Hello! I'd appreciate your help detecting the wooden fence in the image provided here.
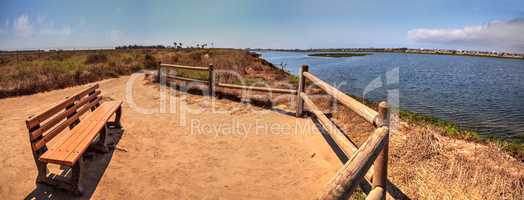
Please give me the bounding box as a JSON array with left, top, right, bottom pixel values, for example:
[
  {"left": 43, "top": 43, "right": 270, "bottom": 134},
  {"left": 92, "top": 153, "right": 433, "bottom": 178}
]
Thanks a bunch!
[
  {"left": 297, "top": 65, "right": 390, "bottom": 200},
  {"left": 158, "top": 63, "right": 296, "bottom": 95},
  {"left": 158, "top": 63, "right": 396, "bottom": 200}
]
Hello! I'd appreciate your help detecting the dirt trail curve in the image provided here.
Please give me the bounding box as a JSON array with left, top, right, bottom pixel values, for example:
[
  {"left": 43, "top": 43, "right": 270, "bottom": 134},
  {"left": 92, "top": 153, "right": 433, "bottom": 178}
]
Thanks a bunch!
[{"left": 0, "top": 73, "right": 341, "bottom": 199}]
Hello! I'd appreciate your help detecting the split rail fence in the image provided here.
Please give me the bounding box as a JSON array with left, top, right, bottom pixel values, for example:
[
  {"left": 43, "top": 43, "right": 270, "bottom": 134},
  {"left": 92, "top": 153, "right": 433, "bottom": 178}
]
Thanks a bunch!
[
  {"left": 158, "top": 63, "right": 396, "bottom": 200},
  {"left": 158, "top": 63, "right": 297, "bottom": 95}
]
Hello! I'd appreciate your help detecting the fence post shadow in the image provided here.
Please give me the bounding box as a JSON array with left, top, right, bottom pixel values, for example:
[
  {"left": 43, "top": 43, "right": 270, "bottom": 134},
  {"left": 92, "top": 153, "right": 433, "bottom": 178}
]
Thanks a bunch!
[
  {"left": 308, "top": 113, "right": 373, "bottom": 194},
  {"left": 307, "top": 112, "right": 411, "bottom": 200}
]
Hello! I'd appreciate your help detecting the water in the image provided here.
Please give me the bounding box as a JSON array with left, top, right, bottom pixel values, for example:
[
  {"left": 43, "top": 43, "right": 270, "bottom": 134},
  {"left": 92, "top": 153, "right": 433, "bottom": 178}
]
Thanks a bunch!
[{"left": 258, "top": 51, "right": 524, "bottom": 139}]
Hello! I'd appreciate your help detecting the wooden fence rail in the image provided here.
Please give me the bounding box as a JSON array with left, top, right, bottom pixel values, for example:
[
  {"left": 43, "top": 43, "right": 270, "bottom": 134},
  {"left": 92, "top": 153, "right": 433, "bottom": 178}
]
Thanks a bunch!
[
  {"left": 159, "top": 63, "right": 294, "bottom": 96},
  {"left": 158, "top": 63, "right": 399, "bottom": 200},
  {"left": 318, "top": 127, "right": 388, "bottom": 200},
  {"left": 166, "top": 75, "right": 208, "bottom": 84},
  {"left": 297, "top": 65, "right": 392, "bottom": 200},
  {"left": 301, "top": 71, "right": 379, "bottom": 125},
  {"left": 217, "top": 83, "right": 297, "bottom": 94},
  {"left": 160, "top": 63, "right": 209, "bottom": 71}
]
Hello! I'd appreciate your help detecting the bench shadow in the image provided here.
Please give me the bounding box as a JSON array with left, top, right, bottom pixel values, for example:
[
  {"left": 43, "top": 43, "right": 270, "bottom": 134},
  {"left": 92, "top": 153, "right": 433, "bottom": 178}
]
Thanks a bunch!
[
  {"left": 24, "top": 128, "right": 125, "bottom": 200},
  {"left": 307, "top": 113, "right": 411, "bottom": 200}
]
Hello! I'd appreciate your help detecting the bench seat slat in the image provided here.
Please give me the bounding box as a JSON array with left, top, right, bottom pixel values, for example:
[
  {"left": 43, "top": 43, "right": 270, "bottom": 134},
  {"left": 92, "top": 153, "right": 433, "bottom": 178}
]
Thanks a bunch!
[
  {"left": 61, "top": 104, "right": 118, "bottom": 163},
  {"left": 39, "top": 101, "right": 122, "bottom": 166},
  {"left": 46, "top": 102, "right": 113, "bottom": 161},
  {"left": 41, "top": 118, "right": 99, "bottom": 165},
  {"left": 63, "top": 118, "right": 108, "bottom": 164}
]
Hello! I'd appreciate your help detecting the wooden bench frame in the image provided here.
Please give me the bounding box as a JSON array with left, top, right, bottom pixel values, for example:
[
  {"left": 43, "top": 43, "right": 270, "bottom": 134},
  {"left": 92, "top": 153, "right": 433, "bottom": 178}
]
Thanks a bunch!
[{"left": 25, "top": 84, "right": 122, "bottom": 195}]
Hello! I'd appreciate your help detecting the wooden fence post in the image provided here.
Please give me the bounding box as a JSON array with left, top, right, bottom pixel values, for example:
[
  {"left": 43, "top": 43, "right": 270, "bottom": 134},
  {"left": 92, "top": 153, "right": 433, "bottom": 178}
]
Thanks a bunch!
[
  {"left": 208, "top": 64, "right": 215, "bottom": 96},
  {"left": 318, "top": 127, "right": 389, "bottom": 200},
  {"left": 296, "top": 65, "right": 308, "bottom": 117},
  {"left": 157, "top": 61, "right": 162, "bottom": 82},
  {"left": 372, "top": 101, "right": 389, "bottom": 200}
]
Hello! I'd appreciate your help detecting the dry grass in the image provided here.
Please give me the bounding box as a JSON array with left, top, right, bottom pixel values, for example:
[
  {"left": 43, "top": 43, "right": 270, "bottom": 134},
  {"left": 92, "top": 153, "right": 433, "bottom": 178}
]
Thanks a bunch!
[
  {"left": 316, "top": 98, "right": 524, "bottom": 199},
  {"left": 0, "top": 50, "right": 143, "bottom": 98},
  {"left": 389, "top": 122, "right": 524, "bottom": 199},
  {"left": 0, "top": 48, "right": 294, "bottom": 99}
]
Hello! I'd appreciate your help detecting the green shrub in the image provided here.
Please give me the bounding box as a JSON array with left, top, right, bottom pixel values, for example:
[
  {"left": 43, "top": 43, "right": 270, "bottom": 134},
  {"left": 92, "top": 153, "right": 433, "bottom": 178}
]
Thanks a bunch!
[
  {"left": 175, "top": 68, "right": 208, "bottom": 81},
  {"left": 289, "top": 74, "right": 299, "bottom": 87},
  {"left": 144, "top": 54, "right": 158, "bottom": 69},
  {"left": 133, "top": 64, "right": 144, "bottom": 71},
  {"left": 84, "top": 53, "right": 108, "bottom": 64}
]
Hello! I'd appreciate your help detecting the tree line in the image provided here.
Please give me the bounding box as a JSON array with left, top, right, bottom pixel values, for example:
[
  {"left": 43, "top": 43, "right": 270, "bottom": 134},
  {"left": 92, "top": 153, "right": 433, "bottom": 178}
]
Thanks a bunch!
[{"left": 115, "top": 42, "right": 211, "bottom": 49}]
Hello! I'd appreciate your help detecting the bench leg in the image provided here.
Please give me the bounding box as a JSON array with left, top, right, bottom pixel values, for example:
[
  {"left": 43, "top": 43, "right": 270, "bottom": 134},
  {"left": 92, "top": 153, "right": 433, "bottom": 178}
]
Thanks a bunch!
[
  {"left": 70, "top": 157, "right": 84, "bottom": 196},
  {"left": 35, "top": 161, "right": 48, "bottom": 183},
  {"left": 31, "top": 147, "right": 48, "bottom": 184},
  {"left": 114, "top": 106, "right": 122, "bottom": 128},
  {"left": 34, "top": 160, "right": 48, "bottom": 184},
  {"left": 106, "top": 106, "right": 122, "bottom": 130},
  {"left": 94, "top": 124, "right": 109, "bottom": 153}
]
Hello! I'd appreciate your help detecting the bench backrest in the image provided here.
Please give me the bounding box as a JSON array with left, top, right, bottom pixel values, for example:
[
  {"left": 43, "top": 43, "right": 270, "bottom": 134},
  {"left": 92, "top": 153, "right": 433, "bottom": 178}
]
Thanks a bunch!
[{"left": 25, "top": 84, "right": 102, "bottom": 152}]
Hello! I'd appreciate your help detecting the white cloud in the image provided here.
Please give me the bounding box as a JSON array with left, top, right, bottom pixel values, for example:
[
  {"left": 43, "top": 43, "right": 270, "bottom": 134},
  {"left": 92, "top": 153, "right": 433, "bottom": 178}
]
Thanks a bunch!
[
  {"left": 10, "top": 14, "right": 73, "bottom": 38},
  {"left": 14, "top": 15, "right": 32, "bottom": 37},
  {"left": 408, "top": 19, "right": 524, "bottom": 52},
  {"left": 0, "top": 15, "right": 80, "bottom": 49}
]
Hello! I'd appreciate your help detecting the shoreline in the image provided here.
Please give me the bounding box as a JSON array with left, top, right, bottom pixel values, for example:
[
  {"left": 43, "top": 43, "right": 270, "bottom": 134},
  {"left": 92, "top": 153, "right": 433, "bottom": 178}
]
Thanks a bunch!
[
  {"left": 339, "top": 89, "right": 524, "bottom": 161},
  {"left": 399, "top": 109, "right": 524, "bottom": 161},
  {"left": 307, "top": 53, "right": 370, "bottom": 58},
  {"left": 256, "top": 49, "right": 524, "bottom": 60}
]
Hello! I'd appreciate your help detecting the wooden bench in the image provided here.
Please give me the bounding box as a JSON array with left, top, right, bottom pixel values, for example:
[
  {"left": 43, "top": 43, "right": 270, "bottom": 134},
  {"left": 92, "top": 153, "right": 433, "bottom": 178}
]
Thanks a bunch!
[{"left": 25, "top": 84, "right": 122, "bottom": 195}]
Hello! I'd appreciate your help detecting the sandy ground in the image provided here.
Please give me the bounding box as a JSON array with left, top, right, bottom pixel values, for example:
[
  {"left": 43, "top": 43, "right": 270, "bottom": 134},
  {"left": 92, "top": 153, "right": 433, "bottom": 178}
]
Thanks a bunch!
[{"left": 0, "top": 73, "right": 342, "bottom": 199}]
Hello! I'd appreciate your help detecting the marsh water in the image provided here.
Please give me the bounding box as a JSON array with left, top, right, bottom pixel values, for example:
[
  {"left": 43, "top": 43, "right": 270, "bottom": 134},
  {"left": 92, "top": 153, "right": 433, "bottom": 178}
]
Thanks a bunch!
[{"left": 258, "top": 51, "right": 524, "bottom": 139}]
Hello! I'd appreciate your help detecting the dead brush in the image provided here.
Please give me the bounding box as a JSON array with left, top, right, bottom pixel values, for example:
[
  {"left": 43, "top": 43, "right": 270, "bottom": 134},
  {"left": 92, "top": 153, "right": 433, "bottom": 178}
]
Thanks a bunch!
[
  {"left": 1, "top": 48, "right": 293, "bottom": 99},
  {"left": 84, "top": 53, "right": 108, "bottom": 64},
  {"left": 383, "top": 121, "right": 524, "bottom": 199},
  {"left": 397, "top": 126, "right": 442, "bottom": 164},
  {"left": 292, "top": 84, "right": 524, "bottom": 199}
]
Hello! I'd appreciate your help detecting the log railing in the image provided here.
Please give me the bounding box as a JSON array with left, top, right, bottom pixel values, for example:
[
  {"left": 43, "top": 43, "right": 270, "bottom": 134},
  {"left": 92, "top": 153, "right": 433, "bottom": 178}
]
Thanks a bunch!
[
  {"left": 158, "top": 63, "right": 397, "bottom": 200},
  {"left": 297, "top": 64, "right": 391, "bottom": 200},
  {"left": 159, "top": 63, "right": 215, "bottom": 94},
  {"left": 318, "top": 127, "right": 388, "bottom": 200},
  {"left": 158, "top": 63, "right": 296, "bottom": 95}
]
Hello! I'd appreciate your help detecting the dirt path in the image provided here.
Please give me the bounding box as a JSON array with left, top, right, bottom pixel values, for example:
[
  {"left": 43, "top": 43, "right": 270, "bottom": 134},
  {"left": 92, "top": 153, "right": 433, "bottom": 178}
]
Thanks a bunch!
[{"left": 0, "top": 73, "right": 341, "bottom": 199}]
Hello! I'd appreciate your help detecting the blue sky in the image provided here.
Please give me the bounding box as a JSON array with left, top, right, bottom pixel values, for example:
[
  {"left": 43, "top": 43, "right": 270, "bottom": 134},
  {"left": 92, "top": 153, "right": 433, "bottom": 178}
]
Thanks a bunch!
[{"left": 1, "top": 0, "right": 523, "bottom": 52}]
